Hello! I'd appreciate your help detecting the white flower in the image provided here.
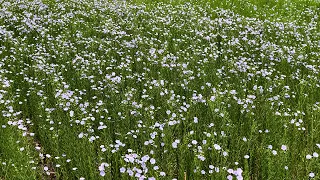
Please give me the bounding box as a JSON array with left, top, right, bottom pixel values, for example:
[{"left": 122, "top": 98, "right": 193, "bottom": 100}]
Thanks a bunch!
[
  {"left": 89, "top": 136, "right": 96, "bottom": 142},
  {"left": 272, "top": 150, "right": 277, "bottom": 155},
  {"left": 281, "top": 145, "right": 287, "bottom": 151},
  {"left": 313, "top": 152, "right": 319, "bottom": 158},
  {"left": 214, "top": 144, "right": 221, "bottom": 150},
  {"left": 192, "top": 140, "right": 197, "bottom": 145},
  {"left": 234, "top": 168, "right": 243, "bottom": 176},
  {"left": 309, "top": 172, "right": 315, "bottom": 178},
  {"left": 135, "top": 173, "right": 141, "bottom": 178},
  {"left": 141, "top": 155, "right": 150, "bottom": 162},
  {"left": 223, "top": 151, "right": 228, "bottom": 156},
  {"left": 172, "top": 142, "right": 178, "bottom": 148},
  {"left": 150, "top": 158, "right": 156, "bottom": 164},
  {"left": 78, "top": 132, "right": 84, "bottom": 139},
  {"left": 99, "top": 165, "right": 105, "bottom": 171},
  {"left": 237, "top": 176, "right": 243, "bottom": 180},
  {"left": 70, "top": 110, "right": 74, "bottom": 117},
  {"left": 100, "top": 171, "right": 105, "bottom": 176},
  {"left": 120, "top": 167, "right": 126, "bottom": 173},
  {"left": 244, "top": 155, "right": 250, "bottom": 159},
  {"left": 230, "top": 90, "right": 237, "bottom": 95},
  {"left": 193, "top": 117, "right": 198, "bottom": 123},
  {"left": 198, "top": 155, "right": 205, "bottom": 161},
  {"left": 306, "top": 154, "right": 312, "bottom": 159}
]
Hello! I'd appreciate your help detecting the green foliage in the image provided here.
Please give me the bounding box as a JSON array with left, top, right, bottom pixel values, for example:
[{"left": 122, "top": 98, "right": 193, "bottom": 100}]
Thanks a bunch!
[{"left": 0, "top": 0, "right": 319, "bottom": 179}]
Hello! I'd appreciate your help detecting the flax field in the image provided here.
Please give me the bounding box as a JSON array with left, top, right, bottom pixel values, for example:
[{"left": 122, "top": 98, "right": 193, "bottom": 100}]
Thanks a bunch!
[{"left": 0, "top": 0, "right": 320, "bottom": 179}]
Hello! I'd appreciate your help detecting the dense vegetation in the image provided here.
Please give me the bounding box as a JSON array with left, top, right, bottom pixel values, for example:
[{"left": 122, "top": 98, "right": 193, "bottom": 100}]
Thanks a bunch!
[{"left": 0, "top": 0, "right": 320, "bottom": 179}]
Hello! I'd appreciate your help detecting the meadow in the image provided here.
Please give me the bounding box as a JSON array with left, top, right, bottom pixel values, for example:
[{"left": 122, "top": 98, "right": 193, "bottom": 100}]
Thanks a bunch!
[{"left": 0, "top": 0, "right": 320, "bottom": 179}]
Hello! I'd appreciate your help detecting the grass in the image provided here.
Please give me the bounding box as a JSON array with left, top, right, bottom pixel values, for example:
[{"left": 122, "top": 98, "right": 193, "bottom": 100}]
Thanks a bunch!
[{"left": 0, "top": 0, "right": 320, "bottom": 179}]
